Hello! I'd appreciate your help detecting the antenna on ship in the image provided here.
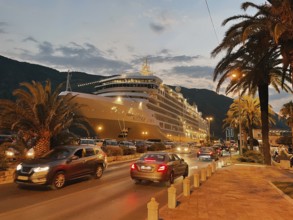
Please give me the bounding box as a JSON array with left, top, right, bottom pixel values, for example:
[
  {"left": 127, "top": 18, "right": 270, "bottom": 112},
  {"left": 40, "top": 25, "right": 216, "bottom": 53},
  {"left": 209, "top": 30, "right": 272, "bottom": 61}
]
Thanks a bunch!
[
  {"left": 66, "top": 70, "right": 72, "bottom": 91},
  {"left": 140, "top": 58, "right": 152, "bottom": 76}
]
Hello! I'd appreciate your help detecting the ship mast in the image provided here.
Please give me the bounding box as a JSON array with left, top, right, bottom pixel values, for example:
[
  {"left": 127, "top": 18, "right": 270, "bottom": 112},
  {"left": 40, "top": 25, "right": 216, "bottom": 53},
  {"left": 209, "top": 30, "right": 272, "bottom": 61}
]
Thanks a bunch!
[
  {"left": 140, "top": 58, "right": 152, "bottom": 76},
  {"left": 66, "top": 70, "right": 72, "bottom": 91}
]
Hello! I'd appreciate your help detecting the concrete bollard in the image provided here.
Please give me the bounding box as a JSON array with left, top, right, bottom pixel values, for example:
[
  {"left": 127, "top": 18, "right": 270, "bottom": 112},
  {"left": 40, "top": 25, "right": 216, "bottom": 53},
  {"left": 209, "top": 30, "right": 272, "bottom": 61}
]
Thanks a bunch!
[
  {"left": 211, "top": 161, "right": 216, "bottom": 173},
  {"left": 193, "top": 172, "right": 200, "bottom": 188},
  {"left": 168, "top": 184, "right": 176, "bottom": 209},
  {"left": 147, "top": 197, "right": 159, "bottom": 220},
  {"left": 207, "top": 165, "right": 212, "bottom": 177},
  {"left": 183, "top": 177, "right": 190, "bottom": 196},
  {"left": 200, "top": 168, "right": 207, "bottom": 182}
]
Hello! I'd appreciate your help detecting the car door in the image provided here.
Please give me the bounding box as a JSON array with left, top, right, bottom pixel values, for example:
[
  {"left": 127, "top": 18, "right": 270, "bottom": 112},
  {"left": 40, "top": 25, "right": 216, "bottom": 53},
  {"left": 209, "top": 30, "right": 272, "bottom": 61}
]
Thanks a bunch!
[
  {"left": 173, "top": 154, "right": 186, "bottom": 175},
  {"left": 67, "top": 148, "right": 87, "bottom": 179},
  {"left": 168, "top": 154, "right": 181, "bottom": 177},
  {"left": 83, "top": 147, "right": 97, "bottom": 174}
]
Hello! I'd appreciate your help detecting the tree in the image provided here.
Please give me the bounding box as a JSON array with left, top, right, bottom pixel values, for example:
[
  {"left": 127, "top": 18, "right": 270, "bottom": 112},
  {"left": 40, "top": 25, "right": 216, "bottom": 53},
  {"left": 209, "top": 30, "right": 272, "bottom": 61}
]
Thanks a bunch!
[
  {"left": 223, "top": 95, "right": 275, "bottom": 149},
  {"left": 211, "top": 2, "right": 292, "bottom": 165},
  {"left": 267, "top": 0, "right": 293, "bottom": 86},
  {"left": 279, "top": 101, "right": 293, "bottom": 144},
  {"left": 0, "top": 80, "right": 91, "bottom": 158}
]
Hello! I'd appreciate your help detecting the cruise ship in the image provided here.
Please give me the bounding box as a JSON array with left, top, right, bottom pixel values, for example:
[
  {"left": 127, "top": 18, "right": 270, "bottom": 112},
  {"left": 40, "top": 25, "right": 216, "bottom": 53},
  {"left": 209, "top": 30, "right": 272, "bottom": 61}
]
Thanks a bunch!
[{"left": 60, "top": 62, "right": 209, "bottom": 143}]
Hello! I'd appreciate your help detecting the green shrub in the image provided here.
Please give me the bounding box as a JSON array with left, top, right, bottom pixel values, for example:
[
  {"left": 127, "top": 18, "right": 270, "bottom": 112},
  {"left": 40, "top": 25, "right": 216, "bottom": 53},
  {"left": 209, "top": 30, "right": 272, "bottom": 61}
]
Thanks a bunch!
[
  {"left": 120, "top": 146, "right": 136, "bottom": 155},
  {"left": 0, "top": 152, "right": 8, "bottom": 171},
  {"left": 136, "top": 146, "right": 147, "bottom": 153},
  {"left": 147, "top": 143, "right": 166, "bottom": 151},
  {"left": 104, "top": 146, "right": 123, "bottom": 156},
  {"left": 237, "top": 150, "right": 264, "bottom": 163}
]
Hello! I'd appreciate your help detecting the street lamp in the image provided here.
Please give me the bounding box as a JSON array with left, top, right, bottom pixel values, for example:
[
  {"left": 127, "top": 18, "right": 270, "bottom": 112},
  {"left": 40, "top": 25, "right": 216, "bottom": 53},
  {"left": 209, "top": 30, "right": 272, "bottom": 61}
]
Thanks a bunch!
[
  {"left": 206, "top": 117, "right": 213, "bottom": 143},
  {"left": 231, "top": 71, "right": 245, "bottom": 155}
]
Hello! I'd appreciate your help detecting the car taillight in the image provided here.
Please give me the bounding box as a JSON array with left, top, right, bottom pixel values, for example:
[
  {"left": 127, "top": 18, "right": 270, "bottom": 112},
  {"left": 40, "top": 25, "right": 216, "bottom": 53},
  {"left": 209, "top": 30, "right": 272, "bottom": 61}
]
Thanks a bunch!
[
  {"left": 157, "top": 165, "right": 167, "bottom": 172},
  {"left": 131, "top": 163, "right": 137, "bottom": 170},
  {"left": 209, "top": 152, "right": 213, "bottom": 155},
  {"left": 198, "top": 151, "right": 201, "bottom": 154}
]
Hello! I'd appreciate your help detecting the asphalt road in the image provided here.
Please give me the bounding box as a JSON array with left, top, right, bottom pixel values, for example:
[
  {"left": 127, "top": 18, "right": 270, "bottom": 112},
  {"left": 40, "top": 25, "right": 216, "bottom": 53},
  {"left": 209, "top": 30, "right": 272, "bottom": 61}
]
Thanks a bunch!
[{"left": 0, "top": 151, "right": 214, "bottom": 220}]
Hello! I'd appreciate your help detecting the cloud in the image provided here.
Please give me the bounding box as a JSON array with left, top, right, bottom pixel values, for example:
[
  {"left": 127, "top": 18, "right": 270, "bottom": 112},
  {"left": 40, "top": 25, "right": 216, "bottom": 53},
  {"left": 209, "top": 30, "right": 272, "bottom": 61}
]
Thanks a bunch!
[
  {"left": 171, "top": 66, "right": 214, "bottom": 78},
  {"left": 19, "top": 40, "right": 132, "bottom": 75},
  {"left": 0, "top": 21, "right": 7, "bottom": 34},
  {"left": 22, "top": 36, "right": 38, "bottom": 43},
  {"left": 149, "top": 22, "right": 165, "bottom": 33}
]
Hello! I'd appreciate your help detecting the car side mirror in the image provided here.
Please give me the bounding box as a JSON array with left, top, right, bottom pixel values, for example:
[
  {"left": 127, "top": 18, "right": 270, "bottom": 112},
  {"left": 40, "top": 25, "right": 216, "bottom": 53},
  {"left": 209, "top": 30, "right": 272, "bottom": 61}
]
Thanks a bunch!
[
  {"left": 67, "top": 155, "right": 79, "bottom": 163},
  {"left": 180, "top": 158, "right": 185, "bottom": 162}
]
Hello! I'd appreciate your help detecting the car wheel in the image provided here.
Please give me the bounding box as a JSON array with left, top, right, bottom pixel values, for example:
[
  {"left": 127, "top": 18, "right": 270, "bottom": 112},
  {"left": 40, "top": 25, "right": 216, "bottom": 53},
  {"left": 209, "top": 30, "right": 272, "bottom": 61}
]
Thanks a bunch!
[
  {"left": 51, "top": 172, "right": 66, "bottom": 190},
  {"left": 183, "top": 167, "right": 189, "bottom": 178},
  {"left": 134, "top": 179, "right": 142, "bottom": 184},
  {"left": 93, "top": 165, "right": 103, "bottom": 179},
  {"left": 165, "top": 171, "right": 174, "bottom": 186}
]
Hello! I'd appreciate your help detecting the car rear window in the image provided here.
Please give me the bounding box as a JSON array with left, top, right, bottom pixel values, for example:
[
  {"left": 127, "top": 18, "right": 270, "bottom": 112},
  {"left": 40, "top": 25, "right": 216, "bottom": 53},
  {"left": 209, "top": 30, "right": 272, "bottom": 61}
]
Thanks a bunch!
[
  {"left": 141, "top": 154, "right": 165, "bottom": 162},
  {"left": 200, "top": 147, "right": 212, "bottom": 152}
]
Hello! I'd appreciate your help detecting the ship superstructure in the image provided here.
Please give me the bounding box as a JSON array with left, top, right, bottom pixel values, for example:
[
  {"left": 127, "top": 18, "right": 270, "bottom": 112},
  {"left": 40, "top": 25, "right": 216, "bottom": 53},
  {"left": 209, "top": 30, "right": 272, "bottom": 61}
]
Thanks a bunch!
[{"left": 60, "top": 62, "right": 209, "bottom": 143}]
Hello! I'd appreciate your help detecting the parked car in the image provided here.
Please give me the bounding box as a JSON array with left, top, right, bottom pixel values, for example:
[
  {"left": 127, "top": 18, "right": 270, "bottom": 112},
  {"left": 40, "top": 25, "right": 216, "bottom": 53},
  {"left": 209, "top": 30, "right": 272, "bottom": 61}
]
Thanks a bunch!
[
  {"left": 130, "top": 152, "right": 189, "bottom": 186},
  {"left": 119, "top": 141, "right": 136, "bottom": 151},
  {"left": 14, "top": 145, "right": 107, "bottom": 189},
  {"left": 175, "top": 143, "right": 192, "bottom": 154},
  {"left": 197, "top": 147, "right": 219, "bottom": 161},
  {"left": 79, "top": 138, "right": 96, "bottom": 146}
]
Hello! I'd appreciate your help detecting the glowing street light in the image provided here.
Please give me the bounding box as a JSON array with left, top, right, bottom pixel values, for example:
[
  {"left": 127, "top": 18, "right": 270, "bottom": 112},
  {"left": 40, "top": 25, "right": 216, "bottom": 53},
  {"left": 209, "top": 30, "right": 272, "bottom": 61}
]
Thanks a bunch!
[
  {"left": 231, "top": 70, "right": 245, "bottom": 155},
  {"left": 206, "top": 117, "right": 213, "bottom": 143}
]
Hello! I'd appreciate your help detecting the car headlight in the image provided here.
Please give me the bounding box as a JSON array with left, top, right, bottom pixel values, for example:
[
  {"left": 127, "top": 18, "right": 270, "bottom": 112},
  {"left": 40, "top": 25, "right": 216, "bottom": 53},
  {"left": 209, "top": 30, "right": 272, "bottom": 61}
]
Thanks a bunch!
[
  {"left": 184, "top": 148, "right": 188, "bottom": 151},
  {"left": 6, "top": 151, "right": 14, "bottom": 156},
  {"left": 16, "top": 163, "right": 22, "bottom": 171},
  {"left": 33, "top": 166, "right": 49, "bottom": 173},
  {"left": 177, "top": 147, "right": 181, "bottom": 151}
]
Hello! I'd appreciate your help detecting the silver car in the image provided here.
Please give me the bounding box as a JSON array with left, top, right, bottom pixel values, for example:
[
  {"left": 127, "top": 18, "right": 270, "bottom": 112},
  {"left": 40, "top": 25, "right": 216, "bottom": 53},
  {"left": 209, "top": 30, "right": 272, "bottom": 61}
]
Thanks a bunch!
[{"left": 130, "top": 152, "right": 189, "bottom": 185}]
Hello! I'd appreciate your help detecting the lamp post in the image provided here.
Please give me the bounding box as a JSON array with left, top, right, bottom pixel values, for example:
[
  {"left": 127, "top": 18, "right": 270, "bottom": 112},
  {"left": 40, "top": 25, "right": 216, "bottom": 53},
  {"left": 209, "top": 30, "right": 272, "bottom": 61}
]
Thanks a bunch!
[
  {"left": 206, "top": 117, "right": 213, "bottom": 144},
  {"left": 231, "top": 71, "right": 245, "bottom": 155}
]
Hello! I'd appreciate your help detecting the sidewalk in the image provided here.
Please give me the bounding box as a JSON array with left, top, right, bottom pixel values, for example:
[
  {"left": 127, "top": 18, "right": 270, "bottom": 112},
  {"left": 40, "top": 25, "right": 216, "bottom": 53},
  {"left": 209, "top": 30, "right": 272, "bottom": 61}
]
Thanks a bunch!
[{"left": 159, "top": 163, "right": 293, "bottom": 220}]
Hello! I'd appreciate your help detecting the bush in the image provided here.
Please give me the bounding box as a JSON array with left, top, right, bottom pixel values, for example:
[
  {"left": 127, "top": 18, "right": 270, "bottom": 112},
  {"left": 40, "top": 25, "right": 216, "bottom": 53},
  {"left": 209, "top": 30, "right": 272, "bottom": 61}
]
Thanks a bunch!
[
  {"left": 103, "top": 146, "right": 123, "bottom": 156},
  {"left": 136, "top": 146, "right": 147, "bottom": 153},
  {"left": 237, "top": 150, "right": 264, "bottom": 163},
  {"left": 120, "top": 146, "right": 136, "bottom": 155},
  {"left": 0, "top": 152, "right": 8, "bottom": 171},
  {"left": 147, "top": 143, "right": 166, "bottom": 151}
]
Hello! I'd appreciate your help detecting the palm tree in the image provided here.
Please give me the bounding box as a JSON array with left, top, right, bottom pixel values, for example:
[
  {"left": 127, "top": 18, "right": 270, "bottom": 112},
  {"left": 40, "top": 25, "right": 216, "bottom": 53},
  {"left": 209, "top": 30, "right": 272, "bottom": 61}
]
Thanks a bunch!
[
  {"left": 266, "top": 0, "right": 293, "bottom": 86},
  {"left": 211, "top": 2, "right": 293, "bottom": 165},
  {"left": 223, "top": 95, "right": 275, "bottom": 149},
  {"left": 279, "top": 101, "right": 293, "bottom": 144},
  {"left": 0, "top": 80, "right": 91, "bottom": 158}
]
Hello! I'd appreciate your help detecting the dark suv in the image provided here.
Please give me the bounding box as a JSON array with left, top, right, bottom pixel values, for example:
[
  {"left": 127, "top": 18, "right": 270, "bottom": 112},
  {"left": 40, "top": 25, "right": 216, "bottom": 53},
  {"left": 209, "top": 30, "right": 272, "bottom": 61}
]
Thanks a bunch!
[{"left": 14, "top": 145, "right": 108, "bottom": 189}]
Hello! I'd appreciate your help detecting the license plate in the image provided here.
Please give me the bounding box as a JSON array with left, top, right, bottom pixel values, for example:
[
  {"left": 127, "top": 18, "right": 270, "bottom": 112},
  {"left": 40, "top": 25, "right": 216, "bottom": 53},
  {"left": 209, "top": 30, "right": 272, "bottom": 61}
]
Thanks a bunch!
[
  {"left": 141, "top": 165, "right": 151, "bottom": 170},
  {"left": 17, "top": 175, "right": 29, "bottom": 181}
]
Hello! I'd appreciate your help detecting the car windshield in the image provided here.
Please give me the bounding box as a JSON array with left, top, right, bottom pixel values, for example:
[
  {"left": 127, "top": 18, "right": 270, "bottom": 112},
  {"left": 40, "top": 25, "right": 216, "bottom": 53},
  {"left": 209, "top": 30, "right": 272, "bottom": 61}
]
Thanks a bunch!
[
  {"left": 141, "top": 154, "right": 165, "bottom": 162},
  {"left": 41, "top": 148, "right": 71, "bottom": 160},
  {"left": 200, "top": 147, "right": 213, "bottom": 152}
]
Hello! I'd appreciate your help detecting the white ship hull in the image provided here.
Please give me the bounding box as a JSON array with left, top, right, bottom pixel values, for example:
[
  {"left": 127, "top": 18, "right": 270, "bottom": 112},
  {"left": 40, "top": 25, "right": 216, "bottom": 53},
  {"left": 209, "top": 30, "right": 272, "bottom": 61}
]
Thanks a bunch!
[{"left": 60, "top": 91, "right": 203, "bottom": 142}]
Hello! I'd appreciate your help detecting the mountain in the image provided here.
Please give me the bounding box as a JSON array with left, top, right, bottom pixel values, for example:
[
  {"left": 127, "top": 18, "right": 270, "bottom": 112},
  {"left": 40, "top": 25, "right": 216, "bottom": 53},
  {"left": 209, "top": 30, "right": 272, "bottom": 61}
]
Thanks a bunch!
[{"left": 0, "top": 55, "right": 286, "bottom": 139}]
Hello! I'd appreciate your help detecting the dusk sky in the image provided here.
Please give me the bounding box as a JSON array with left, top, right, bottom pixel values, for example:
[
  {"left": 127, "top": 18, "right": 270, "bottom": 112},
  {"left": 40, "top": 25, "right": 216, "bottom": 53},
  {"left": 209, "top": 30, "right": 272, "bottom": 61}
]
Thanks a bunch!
[{"left": 0, "top": 0, "right": 291, "bottom": 112}]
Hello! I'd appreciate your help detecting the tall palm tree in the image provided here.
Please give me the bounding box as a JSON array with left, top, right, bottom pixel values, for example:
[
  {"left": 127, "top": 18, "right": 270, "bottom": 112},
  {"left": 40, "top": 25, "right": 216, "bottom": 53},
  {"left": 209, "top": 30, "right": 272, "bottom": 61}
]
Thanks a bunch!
[
  {"left": 211, "top": 2, "right": 293, "bottom": 165},
  {"left": 223, "top": 95, "right": 275, "bottom": 149},
  {"left": 279, "top": 101, "right": 293, "bottom": 144},
  {"left": 0, "top": 80, "right": 91, "bottom": 158},
  {"left": 266, "top": 0, "right": 293, "bottom": 85}
]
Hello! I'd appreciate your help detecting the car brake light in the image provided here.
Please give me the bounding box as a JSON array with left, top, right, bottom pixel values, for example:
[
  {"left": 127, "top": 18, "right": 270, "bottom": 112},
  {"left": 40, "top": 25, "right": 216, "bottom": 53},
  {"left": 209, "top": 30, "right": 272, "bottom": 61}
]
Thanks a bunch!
[
  {"left": 198, "top": 151, "right": 201, "bottom": 154},
  {"left": 209, "top": 152, "right": 213, "bottom": 155},
  {"left": 157, "top": 165, "right": 167, "bottom": 172},
  {"left": 131, "top": 163, "right": 137, "bottom": 170}
]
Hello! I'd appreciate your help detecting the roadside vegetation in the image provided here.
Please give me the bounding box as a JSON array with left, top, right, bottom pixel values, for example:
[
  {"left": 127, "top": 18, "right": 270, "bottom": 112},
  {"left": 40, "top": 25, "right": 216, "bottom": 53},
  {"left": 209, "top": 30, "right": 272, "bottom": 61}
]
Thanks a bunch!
[
  {"left": 212, "top": 0, "right": 293, "bottom": 165},
  {"left": 0, "top": 80, "right": 91, "bottom": 159}
]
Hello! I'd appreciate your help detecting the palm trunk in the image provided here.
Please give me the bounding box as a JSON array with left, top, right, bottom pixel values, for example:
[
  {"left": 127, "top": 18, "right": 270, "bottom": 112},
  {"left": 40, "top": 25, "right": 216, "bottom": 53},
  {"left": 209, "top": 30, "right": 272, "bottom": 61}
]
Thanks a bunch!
[
  {"left": 34, "top": 131, "right": 51, "bottom": 158},
  {"left": 258, "top": 84, "right": 271, "bottom": 165}
]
